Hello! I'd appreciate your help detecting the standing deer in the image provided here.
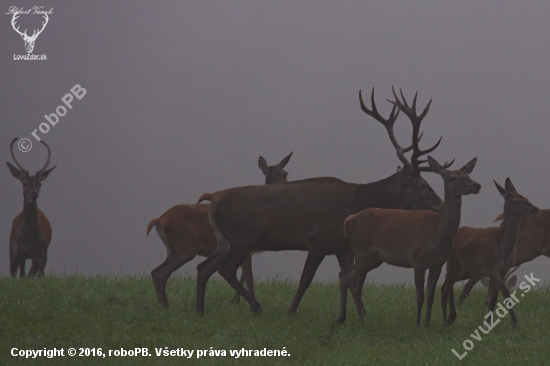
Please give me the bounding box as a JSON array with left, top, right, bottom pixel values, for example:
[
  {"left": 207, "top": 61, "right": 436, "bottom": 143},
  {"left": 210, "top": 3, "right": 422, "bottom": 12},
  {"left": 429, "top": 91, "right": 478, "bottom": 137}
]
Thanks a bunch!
[
  {"left": 146, "top": 153, "right": 292, "bottom": 308},
  {"left": 457, "top": 209, "right": 550, "bottom": 305},
  {"left": 195, "top": 87, "right": 451, "bottom": 316},
  {"left": 7, "top": 138, "right": 56, "bottom": 277},
  {"left": 441, "top": 179, "right": 539, "bottom": 325},
  {"left": 341, "top": 156, "right": 480, "bottom": 326}
]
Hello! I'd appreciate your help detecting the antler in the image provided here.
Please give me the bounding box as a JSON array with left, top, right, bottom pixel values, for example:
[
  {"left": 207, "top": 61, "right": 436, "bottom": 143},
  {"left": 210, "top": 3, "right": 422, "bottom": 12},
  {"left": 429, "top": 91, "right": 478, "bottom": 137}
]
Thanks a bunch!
[
  {"left": 38, "top": 140, "right": 52, "bottom": 173},
  {"left": 11, "top": 14, "right": 26, "bottom": 38},
  {"left": 388, "top": 86, "right": 454, "bottom": 172},
  {"left": 31, "top": 14, "right": 49, "bottom": 39},
  {"left": 9, "top": 138, "right": 26, "bottom": 172},
  {"left": 11, "top": 13, "right": 48, "bottom": 40},
  {"left": 359, "top": 88, "right": 412, "bottom": 171}
]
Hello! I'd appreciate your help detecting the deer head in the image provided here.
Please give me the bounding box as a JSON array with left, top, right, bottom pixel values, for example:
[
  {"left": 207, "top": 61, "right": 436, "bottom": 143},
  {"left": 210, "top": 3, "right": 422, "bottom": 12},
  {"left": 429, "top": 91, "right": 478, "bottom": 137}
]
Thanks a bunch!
[
  {"left": 258, "top": 152, "right": 292, "bottom": 184},
  {"left": 11, "top": 13, "right": 49, "bottom": 54},
  {"left": 360, "top": 87, "right": 454, "bottom": 211},
  {"left": 7, "top": 138, "right": 56, "bottom": 204}
]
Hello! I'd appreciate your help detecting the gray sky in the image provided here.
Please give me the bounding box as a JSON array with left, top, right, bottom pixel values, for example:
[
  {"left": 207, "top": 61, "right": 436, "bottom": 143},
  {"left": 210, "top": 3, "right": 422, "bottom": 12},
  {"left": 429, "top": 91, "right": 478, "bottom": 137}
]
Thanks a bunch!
[{"left": 1, "top": 1, "right": 550, "bottom": 285}]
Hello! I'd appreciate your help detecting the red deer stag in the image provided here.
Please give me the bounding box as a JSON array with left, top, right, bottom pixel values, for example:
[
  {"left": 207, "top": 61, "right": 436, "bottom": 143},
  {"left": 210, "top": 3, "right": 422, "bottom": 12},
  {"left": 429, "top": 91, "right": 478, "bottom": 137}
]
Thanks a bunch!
[
  {"left": 195, "top": 87, "right": 452, "bottom": 316},
  {"left": 340, "top": 156, "right": 480, "bottom": 326},
  {"left": 146, "top": 153, "right": 292, "bottom": 308},
  {"left": 441, "top": 179, "right": 539, "bottom": 325},
  {"left": 457, "top": 210, "right": 550, "bottom": 305},
  {"left": 7, "top": 138, "right": 56, "bottom": 277}
]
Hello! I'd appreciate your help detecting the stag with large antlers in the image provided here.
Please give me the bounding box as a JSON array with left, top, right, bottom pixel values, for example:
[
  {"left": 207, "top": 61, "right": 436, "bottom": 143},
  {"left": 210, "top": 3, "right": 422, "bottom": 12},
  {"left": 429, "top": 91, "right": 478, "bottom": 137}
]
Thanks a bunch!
[
  {"left": 340, "top": 157, "right": 480, "bottom": 326},
  {"left": 11, "top": 13, "right": 49, "bottom": 53},
  {"left": 441, "top": 179, "right": 539, "bottom": 325},
  {"left": 7, "top": 138, "right": 56, "bottom": 277},
  {"left": 146, "top": 153, "right": 292, "bottom": 308},
  {"left": 194, "top": 87, "right": 450, "bottom": 316}
]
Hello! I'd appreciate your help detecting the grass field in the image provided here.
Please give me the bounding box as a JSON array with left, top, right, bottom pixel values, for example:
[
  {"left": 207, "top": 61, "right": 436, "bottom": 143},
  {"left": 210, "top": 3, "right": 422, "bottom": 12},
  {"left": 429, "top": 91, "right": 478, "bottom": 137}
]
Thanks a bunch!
[{"left": 0, "top": 275, "right": 549, "bottom": 365}]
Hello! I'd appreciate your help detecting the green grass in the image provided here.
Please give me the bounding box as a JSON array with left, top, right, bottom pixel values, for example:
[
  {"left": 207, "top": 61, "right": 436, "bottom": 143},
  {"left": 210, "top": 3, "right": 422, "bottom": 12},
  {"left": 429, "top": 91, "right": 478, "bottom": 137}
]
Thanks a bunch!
[{"left": 0, "top": 275, "right": 549, "bottom": 365}]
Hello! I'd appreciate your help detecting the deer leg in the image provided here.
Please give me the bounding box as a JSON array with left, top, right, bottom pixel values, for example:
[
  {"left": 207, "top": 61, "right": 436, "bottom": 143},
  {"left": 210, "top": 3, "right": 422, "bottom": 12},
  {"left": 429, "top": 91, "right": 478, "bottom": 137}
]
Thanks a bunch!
[
  {"left": 486, "top": 280, "right": 499, "bottom": 324},
  {"left": 218, "top": 250, "right": 261, "bottom": 313},
  {"left": 28, "top": 260, "right": 39, "bottom": 278},
  {"left": 9, "top": 248, "right": 18, "bottom": 278},
  {"left": 489, "top": 273, "right": 517, "bottom": 325},
  {"left": 458, "top": 277, "right": 481, "bottom": 305},
  {"left": 351, "top": 254, "right": 382, "bottom": 322},
  {"left": 37, "top": 251, "right": 47, "bottom": 277},
  {"left": 414, "top": 267, "right": 427, "bottom": 327},
  {"left": 425, "top": 265, "right": 443, "bottom": 328},
  {"left": 151, "top": 251, "right": 196, "bottom": 308},
  {"left": 231, "top": 253, "right": 254, "bottom": 304},
  {"left": 288, "top": 250, "right": 326, "bottom": 314},
  {"left": 196, "top": 233, "right": 231, "bottom": 316},
  {"left": 337, "top": 264, "right": 356, "bottom": 324},
  {"left": 336, "top": 251, "right": 364, "bottom": 313},
  {"left": 18, "top": 257, "right": 26, "bottom": 278}
]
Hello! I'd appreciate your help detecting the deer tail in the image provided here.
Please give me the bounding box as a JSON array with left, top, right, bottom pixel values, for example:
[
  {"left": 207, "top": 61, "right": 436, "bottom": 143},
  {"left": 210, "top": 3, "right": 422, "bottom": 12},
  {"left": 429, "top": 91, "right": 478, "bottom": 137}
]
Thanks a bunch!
[
  {"left": 197, "top": 192, "right": 214, "bottom": 203},
  {"left": 146, "top": 218, "right": 160, "bottom": 237}
]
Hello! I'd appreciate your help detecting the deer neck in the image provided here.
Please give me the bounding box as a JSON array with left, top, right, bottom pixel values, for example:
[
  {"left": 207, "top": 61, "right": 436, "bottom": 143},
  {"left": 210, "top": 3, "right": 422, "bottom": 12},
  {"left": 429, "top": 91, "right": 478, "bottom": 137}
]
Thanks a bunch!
[
  {"left": 498, "top": 213, "right": 522, "bottom": 263},
  {"left": 356, "top": 173, "right": 401, "bottom": 210},
  {"left": 437, "top": 186, "right": 463, "bottom": 248},
  {"left": 22, "top": 199, "right": 40, "bottom": 236}
]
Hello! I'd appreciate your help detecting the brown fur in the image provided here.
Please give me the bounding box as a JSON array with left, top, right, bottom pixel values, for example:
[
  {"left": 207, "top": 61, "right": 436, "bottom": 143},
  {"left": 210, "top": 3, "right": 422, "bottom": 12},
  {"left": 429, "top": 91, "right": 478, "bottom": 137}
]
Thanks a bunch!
[
  {"left": 441, "top": 179, "right": 539, "bottom": 325},
  {"left": 148, "top": 153, "right": 292, "bottom": 308},
  {"left": 340, "top": 157, "right": 480, "bottom": 326},
  {"left": 457, "top": 209, "right": 550, "bottom": 304}
]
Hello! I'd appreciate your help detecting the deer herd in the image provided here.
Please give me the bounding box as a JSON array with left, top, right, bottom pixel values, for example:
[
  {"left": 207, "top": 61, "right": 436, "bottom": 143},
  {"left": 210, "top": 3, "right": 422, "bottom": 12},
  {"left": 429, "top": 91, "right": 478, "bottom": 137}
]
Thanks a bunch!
[{"left": 6, "top": 86, "right": 550, "bottom": 328}]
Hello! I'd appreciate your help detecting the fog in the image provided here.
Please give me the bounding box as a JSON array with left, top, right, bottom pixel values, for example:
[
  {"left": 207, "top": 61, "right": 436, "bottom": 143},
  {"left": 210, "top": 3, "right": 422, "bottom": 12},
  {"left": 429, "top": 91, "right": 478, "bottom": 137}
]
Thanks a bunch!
[{"left": 1, "top": 1, "right": 550, "bottom": 285}]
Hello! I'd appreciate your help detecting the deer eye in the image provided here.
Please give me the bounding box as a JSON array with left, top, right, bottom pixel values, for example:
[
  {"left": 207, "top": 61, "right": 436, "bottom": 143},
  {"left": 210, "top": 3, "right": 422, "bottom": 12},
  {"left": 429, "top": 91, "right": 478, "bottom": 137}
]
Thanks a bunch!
[
  {"left": 515, "top": 201, "right": 520, "bottom": 205},
  {"left": 450, "top": 176, "right": 457, "bottom": 181}
]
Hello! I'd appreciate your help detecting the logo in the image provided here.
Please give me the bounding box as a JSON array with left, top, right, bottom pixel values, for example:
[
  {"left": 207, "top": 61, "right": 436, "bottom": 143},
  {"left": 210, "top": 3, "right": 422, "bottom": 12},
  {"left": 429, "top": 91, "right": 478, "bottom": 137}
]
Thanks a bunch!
[{"left": 6, "top": 6, "right": 53, "bottom": 60}]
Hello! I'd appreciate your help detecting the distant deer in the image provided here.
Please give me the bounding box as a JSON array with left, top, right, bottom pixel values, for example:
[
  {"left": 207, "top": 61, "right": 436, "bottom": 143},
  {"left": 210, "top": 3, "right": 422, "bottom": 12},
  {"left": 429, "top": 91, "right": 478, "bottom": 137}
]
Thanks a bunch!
[
  {"left": 341, "top": 156, "right": 480, "bottom": 326},
  {"left": 7, "top": 138, "right": 56, "bottom": 277},
  {"left": 195, "top": 87, "right": 451, "bottom": 317},
  {"left": 457, "top": 209, "right": 550, "bottom": 305},
  {"left": 441, "top": 179, "right": 539, "bottom": 325},
  {"left": 146, "top": 153, "right": 292, "bottom": 308}
]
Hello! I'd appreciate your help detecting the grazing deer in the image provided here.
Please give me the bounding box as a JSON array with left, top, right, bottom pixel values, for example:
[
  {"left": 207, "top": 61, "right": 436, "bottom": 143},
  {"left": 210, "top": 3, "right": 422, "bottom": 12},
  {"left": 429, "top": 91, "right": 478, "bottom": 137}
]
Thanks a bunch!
[
  {"left": 341, "top": 156, "right": 480, "bottom": 326},
  {"left": 195, "top": 87, "right": 451, "bottom": 316},
  {"left": 457, "top": 210, "right": 550, "bottom": 305},
  {"left": 7, "top": 138, "right": 56, "bottom": 277},
  {"left": 146, "top": 153, "right": 292, "bottom": 308},
  {"left": 441, "top": 179, "right": 539, "bottom": 325}
]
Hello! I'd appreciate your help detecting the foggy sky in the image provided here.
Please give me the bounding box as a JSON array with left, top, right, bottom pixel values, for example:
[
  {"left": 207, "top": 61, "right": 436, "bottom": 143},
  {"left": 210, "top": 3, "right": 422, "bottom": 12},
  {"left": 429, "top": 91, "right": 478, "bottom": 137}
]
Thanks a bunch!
[{"left": 1, "top": 1, "right": 550, "bottom": 285}]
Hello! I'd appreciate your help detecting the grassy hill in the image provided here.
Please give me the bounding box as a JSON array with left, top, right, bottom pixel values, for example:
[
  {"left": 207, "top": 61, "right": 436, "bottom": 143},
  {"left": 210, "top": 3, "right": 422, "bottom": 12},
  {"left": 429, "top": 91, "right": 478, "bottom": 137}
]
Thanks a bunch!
[{"left": 1, "top": 275, "right": 549, "bottom": 365}]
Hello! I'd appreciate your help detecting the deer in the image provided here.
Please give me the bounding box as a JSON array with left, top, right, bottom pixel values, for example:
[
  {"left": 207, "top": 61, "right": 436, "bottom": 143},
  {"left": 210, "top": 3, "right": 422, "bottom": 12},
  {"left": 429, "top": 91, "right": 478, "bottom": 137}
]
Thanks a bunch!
[
  {"left": 441, "top": 179, "right": 539, "bottom": 325},
  {"left": 340, "top": 156, "right": 480, "bottom": 326},
  {"left": 7, "top": 137, "right": 56, "bottom": 278},
  {"left": 146, "top": 153, "right": 292, "bottom": 308},
  {"left": 457, "top": 209, "right": 550, "bottom": 305},
  {"left": 11, "top": 13, "right": 49, "bottom": 54},
  {"left": 194, "top": 87, "right": 453, "bottom": 317}
]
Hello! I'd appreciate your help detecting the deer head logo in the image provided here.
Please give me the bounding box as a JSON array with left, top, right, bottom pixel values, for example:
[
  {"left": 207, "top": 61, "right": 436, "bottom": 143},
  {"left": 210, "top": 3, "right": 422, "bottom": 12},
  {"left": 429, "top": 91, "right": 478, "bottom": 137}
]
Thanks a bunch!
[{"left": 11, "top": 13, "right": 48, "bottom": 54}]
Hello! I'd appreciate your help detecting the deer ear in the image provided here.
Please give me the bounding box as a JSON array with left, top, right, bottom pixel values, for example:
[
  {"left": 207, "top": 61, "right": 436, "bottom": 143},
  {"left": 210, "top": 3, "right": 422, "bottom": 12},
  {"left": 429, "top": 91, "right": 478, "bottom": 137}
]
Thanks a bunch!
[
  {"left": 459, "top": 158, "right": 477, "bottom": 174},
  {"left": 7, "top": 162, "right": 24, "bottom": 180},
  {"left": 494, "top": 180, "right": 507, "bottom": 198},
  {"left": 504, "top": 177, "right": 517, "bottom": 193},
  {"left": 427, "top": 156, "right": 443, "bottom": 175},
  {"left": 38, "top": 165, "right": 56, "bottom": 181},
  {"left": 258, "top": 156, "right": 268, "bottom": 175},
  {"left": 277, "top": 151, "right": 293, "bottom": 170}
]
